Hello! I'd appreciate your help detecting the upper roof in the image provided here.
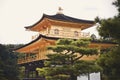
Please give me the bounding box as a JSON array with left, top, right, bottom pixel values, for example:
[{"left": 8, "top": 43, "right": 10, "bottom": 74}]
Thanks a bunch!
[
  {"left": 25, "top": 13, "right": 94, "bottom": 30},
  {"left": 43, "top": 14, "right": 94, "bottom": 24}
]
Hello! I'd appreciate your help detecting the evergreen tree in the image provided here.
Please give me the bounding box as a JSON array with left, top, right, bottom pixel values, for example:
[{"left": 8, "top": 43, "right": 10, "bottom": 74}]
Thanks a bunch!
[
  {"left": 96, "top": 0, "right": 120, "bottom": 80},
  {"left": 0, "top": 44, "right": 19, "bottom": 80},
  {"left": 97, "top": 17, "right": 120, "bottom": 44},
  {"left": 97, "top": 47, "right": 120, "bottom": 80},
  {"left": 97, "top": 0, "right": 120, "bottom": 44},
  {"left": 37, "top": 39, "right": 101, "bottom": 80},
  {"left": 113, "top": 0, "right": 120, "bottom": 17}
]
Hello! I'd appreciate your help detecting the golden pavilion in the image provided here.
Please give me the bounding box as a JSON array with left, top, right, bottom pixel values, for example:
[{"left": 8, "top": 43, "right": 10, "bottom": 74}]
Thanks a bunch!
[{"left": 15, "top": 8, "right": 115, "bottom": 80}]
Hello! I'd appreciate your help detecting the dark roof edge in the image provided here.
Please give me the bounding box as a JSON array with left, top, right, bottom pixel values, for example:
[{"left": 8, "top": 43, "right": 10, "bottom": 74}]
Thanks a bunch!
[
  {"left": 44, "top": 14, "right": 94, "bottom": 24},
  {"left": 14, "top": 34, "right": 59, "bottom": 51},
  {"left": 15, "top": 35, "right": 118, "bottom": 51},
  {"left": 24, "top": 14, "right": 47, "bottom": 29},
  {"left": 25, "top": 13, "right": 95, "bottom": 29}
]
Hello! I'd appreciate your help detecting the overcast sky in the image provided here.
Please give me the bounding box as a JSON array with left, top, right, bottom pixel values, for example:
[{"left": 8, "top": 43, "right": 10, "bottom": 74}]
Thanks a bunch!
[{"left": 0, "top": 0, "right": 118, "bottom": 44}]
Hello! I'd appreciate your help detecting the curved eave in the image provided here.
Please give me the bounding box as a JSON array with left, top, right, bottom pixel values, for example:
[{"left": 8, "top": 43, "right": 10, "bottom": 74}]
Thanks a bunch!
[
  {"left": 25, "top": 14, "right": 46, "bottom": 29},
  {"left": 15, "top": 34, "right": 117, "bottom": 53},
  {"left": 14, "top": 34, "right": 58, "bottom": 53},
  {"left": 44, "top": 14, "right": 94, "bottom": 24},
  {"left": 25, "top": 14, "right": 95, "bottom": 31}
]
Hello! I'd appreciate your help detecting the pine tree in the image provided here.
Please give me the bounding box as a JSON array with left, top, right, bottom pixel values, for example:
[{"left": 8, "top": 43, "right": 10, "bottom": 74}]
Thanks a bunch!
[
  {"left": 97, "top": 46, "right": 120, "bottom": 80},
  {"left": 96, "top": 0, "right": 120, "bottom": 80},
  {"left": 0, "top": 44, "right": 19, "bottom": 80},
  {"left": 37, "top": 39, "right": 101, "bottom": 80},
  {"left": 97, "top": 0, "right": 120, "bottom": 44}
]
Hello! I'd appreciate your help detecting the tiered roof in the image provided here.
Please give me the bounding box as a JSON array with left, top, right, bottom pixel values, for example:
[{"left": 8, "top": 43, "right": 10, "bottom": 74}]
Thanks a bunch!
[
  {"left": 15, "top": 13, "right": 95, "bottom": 52},
  {"left": 25, "top": 13, "right": 94, "bottom": 31}
]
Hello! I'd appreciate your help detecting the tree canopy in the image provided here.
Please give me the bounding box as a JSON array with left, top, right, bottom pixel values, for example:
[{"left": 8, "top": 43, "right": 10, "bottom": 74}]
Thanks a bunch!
[
  {"left": 37, "top": 39, "right": 101, "bottom": 80},
  {"left": 97, "top": 17, "right": 120, "bottom": 43},
  {"left": 96, "top": 0, "right": 120, "bottom": 44},
  {"left": 0, "top": 44, "right": 19, "bottom": 80},
  {"left": 96, "top": 0, "right": 120, "bottom": 80},
  {"left": 97, "top": 46, "right": 120, "bottom": 80},
  {"left": 113, "top": 0, "right": 120, "bottom": 17}
]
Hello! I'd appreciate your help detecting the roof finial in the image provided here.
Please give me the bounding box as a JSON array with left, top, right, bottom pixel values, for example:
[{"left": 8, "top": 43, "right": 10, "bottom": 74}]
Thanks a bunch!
[{"left": 57, "top": 7, "right": 63, "bottom": 14}]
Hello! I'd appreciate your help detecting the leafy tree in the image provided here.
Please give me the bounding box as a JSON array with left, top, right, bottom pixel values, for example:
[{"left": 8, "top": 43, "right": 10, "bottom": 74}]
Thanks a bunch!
[
  {"left": 0, "top": 44, "right": 19, "bottom": 80},
  {"left": 37, "top": 39, "right": 101, "bottom": 80}
]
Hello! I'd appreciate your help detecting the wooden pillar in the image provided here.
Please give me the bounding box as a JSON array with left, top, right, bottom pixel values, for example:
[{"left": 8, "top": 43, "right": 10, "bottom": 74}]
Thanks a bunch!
[
  {"left": 38, "top": 47, "right": 41, "bottom": 60},
  {"left": 36, "top": 70, "right": 39, "bottom": 78},
  {"left": 25, "top": 54, "right": 27, "bottom": 63},
  {"left": 25, "top": 67, "right": 30, "bottom": 78}
]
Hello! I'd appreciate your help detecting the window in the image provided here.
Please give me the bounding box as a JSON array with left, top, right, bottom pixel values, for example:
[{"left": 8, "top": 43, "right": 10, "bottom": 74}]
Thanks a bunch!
[
  {"left": 74, "top": 31, "right": 78, "bottom": 36},
  {"left": 54, "top": 29, "right": 59, "bottom": 35}
]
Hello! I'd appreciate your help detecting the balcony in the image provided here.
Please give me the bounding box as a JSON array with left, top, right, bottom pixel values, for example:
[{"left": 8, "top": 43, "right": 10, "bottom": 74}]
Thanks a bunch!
[
  {"left": 18, "top": 52, "right": 47, "bottom": 64},
  {"left": 18, "top": 54, "right": 38, "bottom": 64},
  {"left": 32, "top": 29, "right": 90, "bottom": 40},
  {"left": 47, "top": 29, "right": 90, "bottom": 39}
]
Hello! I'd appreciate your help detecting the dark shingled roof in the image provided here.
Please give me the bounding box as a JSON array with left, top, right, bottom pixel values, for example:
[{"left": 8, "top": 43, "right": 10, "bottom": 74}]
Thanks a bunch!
[
  {"left": 25, "top": 13, "right": 94, "bottom": 29},
  {"left": 44, "top": 14, "right": 94, "bottom": 24}
]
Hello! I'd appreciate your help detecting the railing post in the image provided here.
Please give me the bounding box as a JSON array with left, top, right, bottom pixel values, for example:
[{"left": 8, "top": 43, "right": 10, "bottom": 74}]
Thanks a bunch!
[{"left": 25, "top": 68, "right": 29, "bottom": 78}]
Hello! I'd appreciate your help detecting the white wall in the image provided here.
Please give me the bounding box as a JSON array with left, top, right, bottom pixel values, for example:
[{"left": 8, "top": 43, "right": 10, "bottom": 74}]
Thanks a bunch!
[{"left": 77, "top": 72, "right": 101, "bottom": 80}]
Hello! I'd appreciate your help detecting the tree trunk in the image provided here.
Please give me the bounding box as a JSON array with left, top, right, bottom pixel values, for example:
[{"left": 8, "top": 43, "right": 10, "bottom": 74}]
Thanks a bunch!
[{"left": 88, "top": 73, "right": 90, "bottom": 80}]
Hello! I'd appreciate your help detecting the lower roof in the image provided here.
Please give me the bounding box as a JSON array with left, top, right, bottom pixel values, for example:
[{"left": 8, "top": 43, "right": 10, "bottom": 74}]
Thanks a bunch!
[
  {"left": 14, "top": 34, "right": 58, "bottom": 53},
  {"left": 15, "top": 34, "right": 117, "bottom": 53}
]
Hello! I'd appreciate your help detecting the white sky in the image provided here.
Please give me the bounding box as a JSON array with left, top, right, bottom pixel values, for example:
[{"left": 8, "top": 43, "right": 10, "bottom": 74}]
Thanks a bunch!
[{"left": 0, "top": 0, "right": 118, "bottom": 44}]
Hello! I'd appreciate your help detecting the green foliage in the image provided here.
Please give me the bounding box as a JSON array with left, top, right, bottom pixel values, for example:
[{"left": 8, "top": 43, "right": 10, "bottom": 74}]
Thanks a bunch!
[
  {"left": 48, "top": 39, "right": 98, "bottom": 56},
  {"left": 37, "top": 39, "right": 101, "bottom": 80},
  {"left": 113, "top": 0, "right": 120, "bottom": 17},
  {"left": 97, "top": 18, "right": 120, "bottom": 43},
  {"left": 96, "top": 0, "right": 120, "bottom": 79},
  {"left": 0, "top": 44, "right": 19, "bottom": 80},
  {"left": 74, "top": 61, "right": 102, "bottom": 75},
  {"left": 97, "top": 47, "right": 120, "bottom": 80},
  {"left": 18, "top": 66, "right": 25, "bottom": 80},
  {"left": 97, "top": 0, "right": 120, "bottom": 44},
  {"left": 95, "top": 16, "right": 101, "bottom": 23},
  {"left": 56, "top": 38, "right": 73, "bottom": 45}
]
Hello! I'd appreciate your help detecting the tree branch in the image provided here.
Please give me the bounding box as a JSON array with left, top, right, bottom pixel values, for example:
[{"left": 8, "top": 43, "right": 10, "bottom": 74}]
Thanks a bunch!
[{"left": 73, "top": 54, "right": 84, "bottom": 62}]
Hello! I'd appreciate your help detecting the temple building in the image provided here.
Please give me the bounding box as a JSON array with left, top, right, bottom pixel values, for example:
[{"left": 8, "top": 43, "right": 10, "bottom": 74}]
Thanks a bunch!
[{"left": 15, "top": 8, "right": 116, "bottom": 80}]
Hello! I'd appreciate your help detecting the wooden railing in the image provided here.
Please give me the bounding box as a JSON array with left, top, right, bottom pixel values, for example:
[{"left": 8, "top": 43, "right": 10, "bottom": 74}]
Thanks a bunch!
[
  {"left": 48, "top": 29, "right": 90, "bottom": 39},
  {"left": 31, "top": 29, "right": 90, "bottom": 40},
  {"left": 18, "top": 55, "right": 38, "bottom": 64},
  {"left": 18, "top": 52, "right": 47, "bottom": 64},
  {"left": 49, "top": 29, "right": 89, "bottom": 38}
]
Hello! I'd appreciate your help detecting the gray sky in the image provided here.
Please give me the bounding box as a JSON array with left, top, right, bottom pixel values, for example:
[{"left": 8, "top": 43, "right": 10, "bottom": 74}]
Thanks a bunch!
[{"left": 0, "top": 0, "right": 118, "bottom": 44}]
